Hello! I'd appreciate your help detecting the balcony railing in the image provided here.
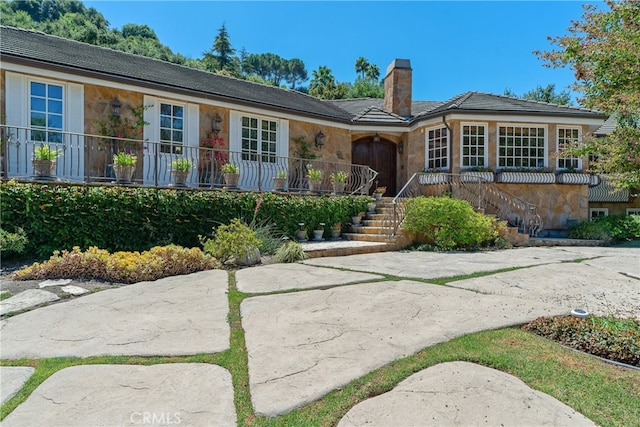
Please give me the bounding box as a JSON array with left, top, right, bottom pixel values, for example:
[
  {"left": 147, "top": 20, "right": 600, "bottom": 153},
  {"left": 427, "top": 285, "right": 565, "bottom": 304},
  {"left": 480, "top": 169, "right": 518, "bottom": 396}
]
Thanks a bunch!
[
  {"left": 387, "top": 172, "right": 543, "bottom": 238},
  {"left": 0, "top": 125, "right": 377, "bottom": 195}
]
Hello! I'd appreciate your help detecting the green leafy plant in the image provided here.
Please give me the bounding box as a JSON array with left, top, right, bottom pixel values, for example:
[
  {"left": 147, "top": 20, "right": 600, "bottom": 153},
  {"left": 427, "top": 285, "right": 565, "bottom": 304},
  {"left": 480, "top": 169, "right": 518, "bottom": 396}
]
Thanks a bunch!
[
  {"left": 32, "top": 145, "right": 60, "bottom": 161},
  {"left": 307, "top": 168, "right": 323, "bottom": 181},
  {"left": 0, "top": 227, "right": 27, "bottom": 255},
  {"left": 330, "top": 171, "right": 348, "bottom": 183},
  {"left": 463, "top": 166, "right": 493, "bottom": 172},
  {"left": 221, "top": 163, "right": 239, "bottom": 174},
  {"left": 11, "top": 245, "right": 217, "bottom": 284},
  {"left": 202, "top": 218, "right": 261, "bottom": 264},
  {"left": 403, "top": 196, "right": 498, "bottom": 250},
  {"left": 292, "top": 135, "right": 317, "bottom": 160},
  {"left": 96, "top": 103, "right": 150, "bottom": 139},
  {"left": 568, "top": 214, "right": 640, "bottom": 241},
  {"left": 276, "top": 170, "right": 287, "bottom": 179},
  {"left": 171, "top": 158, "right": 193, "bottom": 172},
  {"left": 273, "top": 240, "right": 308, "bottom": 263},
  {"left": 113, "top": 151, "right": 137, "bottom": 166},
  {"left": 373, "top": 186, "right": 386, "bottom": 194}
]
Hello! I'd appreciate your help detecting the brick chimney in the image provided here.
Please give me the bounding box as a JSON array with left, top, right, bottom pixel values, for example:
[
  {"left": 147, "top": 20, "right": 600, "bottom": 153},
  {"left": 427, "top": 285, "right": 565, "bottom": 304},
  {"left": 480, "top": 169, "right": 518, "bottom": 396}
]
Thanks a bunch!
[{"left": 384, "top": 59, "right": 412, "bottom": 117}]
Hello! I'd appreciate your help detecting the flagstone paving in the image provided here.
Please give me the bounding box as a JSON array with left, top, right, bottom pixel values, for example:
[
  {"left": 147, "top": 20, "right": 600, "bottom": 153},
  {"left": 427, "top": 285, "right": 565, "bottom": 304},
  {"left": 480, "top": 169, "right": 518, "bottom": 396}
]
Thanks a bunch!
[
  {"left": 0, "top": 270, "right": 229, "bottom": 359},
  {"left": 0, "top": 367, "right": 35, "bottom": 405},
  {"left": 1, "top": 364, "right": 236, "bottom": 427}
]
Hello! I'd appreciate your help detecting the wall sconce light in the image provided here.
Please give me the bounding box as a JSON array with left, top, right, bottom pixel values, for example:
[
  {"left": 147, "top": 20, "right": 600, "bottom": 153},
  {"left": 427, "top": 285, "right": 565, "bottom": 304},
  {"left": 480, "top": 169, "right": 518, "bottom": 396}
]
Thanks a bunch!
[
  {"left": 373, "top": 133, "right": 381, "bottom": 143},
  {"left": 212, "top": 112, "right": 222, "bottom": 133},
  {"left": 110, "top": 96, "right": 122, "bottom": 118},
  {"left": 398, "top": 142, "right": 404, "bottom": 154},
  {"left": 315, "top": 131, "right": 325, "bottom": 149}
]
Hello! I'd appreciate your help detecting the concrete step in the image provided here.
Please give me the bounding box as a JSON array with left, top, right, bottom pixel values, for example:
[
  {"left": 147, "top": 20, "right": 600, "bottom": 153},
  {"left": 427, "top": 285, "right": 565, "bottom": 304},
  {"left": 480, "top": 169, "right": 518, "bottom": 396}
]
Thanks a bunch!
[
  {"left": 343, "top": 233, "right": 394, "bottom": 243},
  {"left": 353, "top": 226, "right": 389, "bottom": 235},
  {"left": 301, "top": 240, "right": 397, "bottom": 258}
]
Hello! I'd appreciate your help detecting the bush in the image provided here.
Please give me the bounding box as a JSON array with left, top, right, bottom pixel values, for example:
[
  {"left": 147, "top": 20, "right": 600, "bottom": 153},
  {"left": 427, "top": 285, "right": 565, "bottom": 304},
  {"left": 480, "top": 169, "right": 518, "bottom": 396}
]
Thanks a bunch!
[
  {"left": 0, "top": 181, "right": 371, "bottom": 258},
  {"left": 273, "top": 241, "right": 308, "bottom": 263},
  {"left": 202, "top": 218, "right": 261, "bottom": 264},
  {"left": 524, "top": 316, "right": 640, "bottom": 367},
  {"left": 568, "top": 214, "right": 640, "bottom": 241},
  {"left": 0, "top": 228, "right": 27, "bottom": 255},
  {"left": 11, "top": 245, "right": 218, "bottom": 284},
  {"left": 402, "top": 196, "right": 499, "bottom": 250}
]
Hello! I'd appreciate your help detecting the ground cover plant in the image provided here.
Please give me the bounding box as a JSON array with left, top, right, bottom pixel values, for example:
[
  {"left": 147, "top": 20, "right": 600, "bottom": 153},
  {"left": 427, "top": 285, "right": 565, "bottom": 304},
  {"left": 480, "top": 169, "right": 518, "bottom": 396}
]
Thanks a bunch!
[
  {"left": 524, "top": 316, "right": 640, "bottom": 367},
  {"left": 10, "top": 245, "right": 217, "bottom": 284}
]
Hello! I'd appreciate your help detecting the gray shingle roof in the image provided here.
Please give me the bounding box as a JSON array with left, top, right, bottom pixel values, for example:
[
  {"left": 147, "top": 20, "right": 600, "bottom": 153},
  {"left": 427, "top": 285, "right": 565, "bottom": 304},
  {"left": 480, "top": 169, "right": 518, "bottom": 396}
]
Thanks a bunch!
[
  {"left": 1, "top": 26, "right": 607, "bottom": 126},
  {"left": 0, "top": 26, "right": 352, "bottom": 122}
]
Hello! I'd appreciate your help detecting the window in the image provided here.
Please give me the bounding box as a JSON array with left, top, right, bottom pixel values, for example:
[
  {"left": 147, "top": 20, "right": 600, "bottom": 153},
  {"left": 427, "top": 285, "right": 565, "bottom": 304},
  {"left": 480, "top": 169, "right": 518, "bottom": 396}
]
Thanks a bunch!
[
  {"left": 590, "top": 208, "right": 608, "bottom": 219},
  {"left": 498, "top": 125, "right": 546, "bottom": 169},
  {"left": 241, "top": 116, "right": 277, "bottom": 163},
  {"left": 557, "top": 127, "right": 581, "bottom": 170},
  {"left": 627, "top": 209, "right": 640, "bottom": 215},
  {"left": 160, "top": 103, "right": 183, "bottom": 154},
  {"left": 461, "top": 124, "right": 487, "bottom": 168},
  {"left": 30, "top": 81, "right": 63, "bottom": 143},
  {"left": 426, "top": 126, "right": 449, "bottom": 170}
]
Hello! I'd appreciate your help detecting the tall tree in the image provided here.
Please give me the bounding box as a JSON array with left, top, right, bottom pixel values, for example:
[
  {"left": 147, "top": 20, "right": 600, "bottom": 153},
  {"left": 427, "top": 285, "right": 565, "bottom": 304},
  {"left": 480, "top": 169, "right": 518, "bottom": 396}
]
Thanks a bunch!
[
  {"left": 203, "top": 23, "right": 238, "bottom": 75},
  {"left": 355, "top": 57, "right": 369, "bottom": 79},
  {"left": 538, "top": 0, "right": 640, "bottom": 189},
  {"left": 285, "top": 58, "right": 308, "bottom": 90},
  {"left": 309, "top": 66, "right": 347, "bottom": 99},
  {"left": 365, "top": 64, "right": 380, "bottom": 82},
  {"left": 503, "top": 84, "right": 572, "bottom": 105}
]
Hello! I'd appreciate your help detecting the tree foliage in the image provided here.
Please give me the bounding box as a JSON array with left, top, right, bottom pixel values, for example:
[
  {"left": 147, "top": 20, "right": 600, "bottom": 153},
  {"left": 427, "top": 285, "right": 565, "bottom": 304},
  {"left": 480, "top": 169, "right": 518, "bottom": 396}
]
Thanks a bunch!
[
  {"left": 537, "top": 0, "right": 640, "bottom": 190},
  {"left": 504, "top": 84, "right": 572, "bottom": 105}
]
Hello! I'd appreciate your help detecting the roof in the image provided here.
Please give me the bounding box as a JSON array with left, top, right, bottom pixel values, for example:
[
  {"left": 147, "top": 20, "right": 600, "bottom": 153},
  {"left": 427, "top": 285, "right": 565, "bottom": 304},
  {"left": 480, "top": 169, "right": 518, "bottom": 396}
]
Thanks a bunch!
[
  {"left": 593, "top": 115, "right": 618, "bottom": 135},
  {"left": 0, "top": 26, "right": 607, "bottom": 126},
  {"left": 0, "top": 26, "right": 352, "bottom": 122}
]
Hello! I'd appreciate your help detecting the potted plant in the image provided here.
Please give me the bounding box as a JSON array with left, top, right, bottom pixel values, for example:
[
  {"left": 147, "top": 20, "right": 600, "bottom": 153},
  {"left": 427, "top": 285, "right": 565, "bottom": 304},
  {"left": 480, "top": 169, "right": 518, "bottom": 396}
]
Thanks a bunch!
[
  {"left": 273, "top": 170, "right": 287, "bottom": 191},
  {"left": 460, "top": 166, "right": 494, "bottom": 183},
  {"left": 296, "top": 223, "right": 307, "bottom": 242},
  {"left": 372, "top": 186, "right": 386, "bottom": 201},
  {"left": 307, "top": 167, "right": 323, "bottom": 193},
  {"left": 419, "top": 168, "right": 450, "bottom": 185},
  {"left": 330, "top": 171, "right": 348, "bottom": 194},
  {"left": 113, "top": 151, "right": 137, "bottom": 183},
  {"left": 331, "top": 222, "right": 342, "bottom": 240},
  {"left": 351, "top": 211, "right": 365, "bottom": 227},
  {"left": 367, "top": 201, "right": 377, "bottom": 213},
  {"left": 171, "top": 157, "right": 193, "bottom": 187},
  {"left": 32, "top": 144, "right": 60, "bottom": 177},
  {"left": 221, "top": 163, "right": 240, "bottom": 188},
  {"left": 313, "top": 223, "right": 325, "bottom": 241}
]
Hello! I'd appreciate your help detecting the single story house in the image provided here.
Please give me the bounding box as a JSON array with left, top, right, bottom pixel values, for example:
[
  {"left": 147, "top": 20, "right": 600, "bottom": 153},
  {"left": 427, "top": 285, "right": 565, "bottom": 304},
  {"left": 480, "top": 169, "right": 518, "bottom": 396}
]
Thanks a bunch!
[{"left": 1, "top": 26, "right": 638, "bottom": 231}]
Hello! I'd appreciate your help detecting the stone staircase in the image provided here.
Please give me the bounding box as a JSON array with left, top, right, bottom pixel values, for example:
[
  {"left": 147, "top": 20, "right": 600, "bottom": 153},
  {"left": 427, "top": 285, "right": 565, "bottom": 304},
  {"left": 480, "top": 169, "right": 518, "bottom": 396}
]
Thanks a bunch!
[{"left": 343, "top": 197, "right": 409, "bottom": 247}]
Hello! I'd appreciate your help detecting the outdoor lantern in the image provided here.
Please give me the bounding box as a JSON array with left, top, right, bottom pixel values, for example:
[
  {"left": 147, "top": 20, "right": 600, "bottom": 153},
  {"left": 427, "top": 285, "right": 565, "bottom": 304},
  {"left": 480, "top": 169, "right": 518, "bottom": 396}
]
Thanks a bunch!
[
  {"left": 110, "top": 96, "right": 122, "bottom": 118},
  {"left": 373, "top": 133, "right": 381, "bottom": 143},
  {"left": 398, "top": 142, "right": 404, "bottom": 154},
  {"left": 212, "top": 112, "right": 223, "bottom": 133},
  {"left": 315, "top": 131, "right": 325, "bottom": 149}
]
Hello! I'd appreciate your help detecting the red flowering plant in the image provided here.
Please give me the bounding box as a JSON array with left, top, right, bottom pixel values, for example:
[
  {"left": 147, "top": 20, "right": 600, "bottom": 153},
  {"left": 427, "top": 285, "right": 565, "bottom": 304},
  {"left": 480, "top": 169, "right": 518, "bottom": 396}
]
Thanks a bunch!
[{"left": 199, "top": 134, "right": 228, "bottom": 169}]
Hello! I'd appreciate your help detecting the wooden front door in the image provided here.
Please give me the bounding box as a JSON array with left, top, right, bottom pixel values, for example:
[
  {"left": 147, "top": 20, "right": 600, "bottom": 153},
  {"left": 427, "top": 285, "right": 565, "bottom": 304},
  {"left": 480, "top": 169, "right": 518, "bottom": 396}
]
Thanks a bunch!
[{"left": 352, "top": 137, "right": 396, "bottom": 195}]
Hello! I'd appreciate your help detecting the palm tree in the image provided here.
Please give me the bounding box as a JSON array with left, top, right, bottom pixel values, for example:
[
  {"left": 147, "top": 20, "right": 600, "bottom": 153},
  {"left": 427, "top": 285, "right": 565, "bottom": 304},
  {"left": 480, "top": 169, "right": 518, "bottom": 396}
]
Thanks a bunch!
[
  {"left": 365, "top": 64, "right": 380, "bottom": 82},
  {"left": 310, "top": 65, "right": 335, "bottom": 91},
  {"left": 355, "top": 57, "right": 369, "bottom": 79}
]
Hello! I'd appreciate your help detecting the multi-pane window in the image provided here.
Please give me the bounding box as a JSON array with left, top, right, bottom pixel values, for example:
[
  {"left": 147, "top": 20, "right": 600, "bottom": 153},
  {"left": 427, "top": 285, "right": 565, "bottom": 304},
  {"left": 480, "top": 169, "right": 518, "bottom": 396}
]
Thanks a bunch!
[
  {"left": 160, "top": 103, "right": 183, "bottom": 154},
  {"left": 557, "top": 127, "right": 581, "bottom": 170},
  {"left": 590, "top": 208, "right": 608, "bottom": 220},
  {"left": 627, "top": 209, "right": 640, "bottom": 215},
  {"left": 498, "top": 125, "right": 546, "bottom": 169},
  {"left": 30, "top": 81, "right": 63, "bottom": 143},
  {"left": 426, "top": 126, "right": 448, "bottom": 170},
  {"left": 241, "top": 116, "right": 277, "bottom": 163},
  {"left": 461, "top": 124, "right": 487, "bottom": 168}
]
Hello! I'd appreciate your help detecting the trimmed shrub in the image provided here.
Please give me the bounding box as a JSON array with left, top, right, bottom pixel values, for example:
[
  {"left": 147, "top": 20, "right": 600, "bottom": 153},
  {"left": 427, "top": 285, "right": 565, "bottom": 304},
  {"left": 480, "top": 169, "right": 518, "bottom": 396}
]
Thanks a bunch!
[
  {"left": 568, "top": 214, "right": 640, "bottom": 241},
  {"left": 403, "top": 196, "right": 499, "bottom": 250},
  {"left": 11, "top": 245, "right": 218, "bottom": 284},
  {"left": 524, "top": 316, "right": 640, "bottom": 367},
  {"left": 0, "top": 181, "right": 370, "bottom": 258},
  {"left": 202, "top": 218, "right": 261, "bottom": 264},
  {"left": 0, "top": 228, "right": 28, "bottom": 256}
]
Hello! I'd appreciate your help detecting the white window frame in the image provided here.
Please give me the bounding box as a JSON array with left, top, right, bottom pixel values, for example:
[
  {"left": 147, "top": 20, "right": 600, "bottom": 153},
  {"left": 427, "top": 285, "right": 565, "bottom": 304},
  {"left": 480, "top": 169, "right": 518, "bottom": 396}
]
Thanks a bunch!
[
  {"left": 240, "top": 115, "right": 279, "bottom": 163},
  {"left": 556, "top": 126, "right": 582, "bottom": 170},
  {"left": 425, "top": 125, "right": 449, "bottom": 171},
  {"left": 460, "top": 122, "right": 488, "bottom": 169},
  {"left": 590, "top": 208, "right": 608, "bottom": 219},
  {"left": 28, "top": 79, "right": 65, "bottom": 144},
  {"left": 159, "top": 101, "right": 186, "bottom": 154},
  {"left": 497, "top": 123, "right": 548, "bottom": 169},
  {"left": 626, "top": 209, "right": 640, "bottom": 215}
]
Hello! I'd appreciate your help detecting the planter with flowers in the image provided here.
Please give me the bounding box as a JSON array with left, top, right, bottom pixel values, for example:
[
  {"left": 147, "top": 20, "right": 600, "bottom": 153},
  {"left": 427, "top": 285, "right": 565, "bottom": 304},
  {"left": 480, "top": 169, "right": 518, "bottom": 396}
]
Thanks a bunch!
[
  {"left": 372, "top": 186, "right": 386, "bottom": 201},
  {"left": 171, "top": 158, "right": 193, "bottom": 187},
  {"left": 307, "top": 168, "right": 323, "bottom": 193},
  {"left": 199, "top": 134, "right": 227, "bottom": 187},
  {"left": 419, "top": 169, "right": 450, "bottom": 185},
  {"left": 331, "top": 222, "right": 342, "bottom": 240},
  {"left": 330, "top": 171, "right": 348, "bottom": 195},
  {"left": 113, "top": 151, "right": 137, "bottom": 183},
  {"left": 32, "top": 145, "right": 60, "bottom": 178},
  {"left": 273, "top": 170, "right": 287, "bottom": 191},
  {"left": 460, "top": 167, "right": 494, "bottom": 183},
  {"left": 221, "top": 163, "right": 240, "bottom": 188},
  {"left": 496, "top": 167, "right": 555, "bottom": 184},
  {"left": 351, "top": 211, "right": 365, "bottom": 227}
]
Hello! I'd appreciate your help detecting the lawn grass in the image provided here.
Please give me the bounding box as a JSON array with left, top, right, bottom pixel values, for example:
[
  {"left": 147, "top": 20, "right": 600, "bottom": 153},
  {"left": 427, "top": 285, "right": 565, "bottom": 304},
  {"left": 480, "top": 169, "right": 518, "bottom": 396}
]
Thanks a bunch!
[{"left": 2, "top": 268, "right": 638, "bottom": 426}]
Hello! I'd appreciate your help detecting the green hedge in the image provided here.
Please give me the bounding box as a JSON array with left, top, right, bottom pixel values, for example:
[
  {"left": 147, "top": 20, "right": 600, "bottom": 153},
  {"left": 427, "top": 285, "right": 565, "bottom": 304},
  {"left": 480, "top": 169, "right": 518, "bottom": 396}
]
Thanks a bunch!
[
  {"left": 0, "top": 181, "right": 370, "bottom": 258},
  {"left": 568, "top": 214, "right": 640, "bottom": 241}
]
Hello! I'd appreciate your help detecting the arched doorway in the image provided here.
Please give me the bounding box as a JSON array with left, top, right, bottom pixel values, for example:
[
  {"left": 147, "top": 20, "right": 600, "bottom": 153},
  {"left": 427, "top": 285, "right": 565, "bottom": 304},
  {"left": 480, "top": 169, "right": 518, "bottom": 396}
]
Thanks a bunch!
[{"left": 352, "top": 136, "right": 397, "bottom": 195}]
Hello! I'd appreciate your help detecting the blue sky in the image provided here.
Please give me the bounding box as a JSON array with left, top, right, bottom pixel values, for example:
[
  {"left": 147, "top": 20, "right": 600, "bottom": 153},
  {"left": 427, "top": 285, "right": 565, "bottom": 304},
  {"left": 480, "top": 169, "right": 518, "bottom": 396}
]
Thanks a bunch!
[{"left": 85, "top": 1, "right": 598, "bottom": 103}]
